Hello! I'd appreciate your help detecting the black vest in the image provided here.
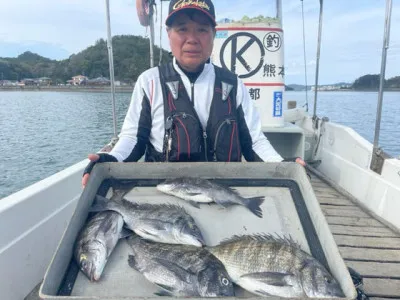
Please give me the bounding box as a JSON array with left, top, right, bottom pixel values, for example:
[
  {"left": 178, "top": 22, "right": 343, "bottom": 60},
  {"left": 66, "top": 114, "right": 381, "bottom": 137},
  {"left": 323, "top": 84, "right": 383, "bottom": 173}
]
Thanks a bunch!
[{"left": 145, "top": 62, "right": 242, "bottom": 162}]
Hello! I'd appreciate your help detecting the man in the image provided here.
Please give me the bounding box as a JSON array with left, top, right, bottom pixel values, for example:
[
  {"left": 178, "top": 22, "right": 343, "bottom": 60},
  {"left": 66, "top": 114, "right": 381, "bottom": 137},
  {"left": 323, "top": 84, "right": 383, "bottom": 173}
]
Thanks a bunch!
[{"left": 82, "top": 0, "right": 304, "bottom": 187}]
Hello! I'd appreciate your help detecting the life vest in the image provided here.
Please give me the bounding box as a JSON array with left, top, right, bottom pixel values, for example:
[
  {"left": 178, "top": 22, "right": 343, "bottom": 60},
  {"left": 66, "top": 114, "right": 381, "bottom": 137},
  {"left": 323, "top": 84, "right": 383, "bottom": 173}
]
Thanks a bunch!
[{"left": 145, "top": 62, "right": 242, "bottom": 162}]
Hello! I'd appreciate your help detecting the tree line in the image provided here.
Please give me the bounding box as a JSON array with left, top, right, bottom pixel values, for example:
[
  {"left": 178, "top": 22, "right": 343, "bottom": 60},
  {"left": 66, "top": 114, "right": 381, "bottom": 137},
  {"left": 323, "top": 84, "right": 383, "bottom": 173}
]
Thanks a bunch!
[
  {"left": 1, "top": 34, "right": 399, "bottom": 89},
  {"left": 0, "top": 35, "right": 171, "bottom": 85},
  {"left": 352, "top": 74, "right": 400, "bottom": 90}
]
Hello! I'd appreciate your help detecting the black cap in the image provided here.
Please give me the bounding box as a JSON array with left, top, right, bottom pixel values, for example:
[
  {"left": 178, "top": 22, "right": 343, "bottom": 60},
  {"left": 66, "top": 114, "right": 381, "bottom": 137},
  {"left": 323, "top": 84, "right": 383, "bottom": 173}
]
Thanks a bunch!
[{"left": 165, "top": 0, "right": 216, "bottom": 27}]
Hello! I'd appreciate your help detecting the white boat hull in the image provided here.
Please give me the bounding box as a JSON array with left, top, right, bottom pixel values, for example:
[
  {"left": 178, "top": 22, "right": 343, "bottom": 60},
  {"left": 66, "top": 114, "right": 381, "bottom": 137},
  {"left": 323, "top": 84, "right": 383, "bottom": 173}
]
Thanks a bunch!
[
  {"left": 1, "top": 117, "right": 400, "bottom": 299},
  {"left": 0, "top": 160, "right": 87, "bottom": 300},
  {"left": 298, "top": 115, "right": 400, "bottom": 231}
]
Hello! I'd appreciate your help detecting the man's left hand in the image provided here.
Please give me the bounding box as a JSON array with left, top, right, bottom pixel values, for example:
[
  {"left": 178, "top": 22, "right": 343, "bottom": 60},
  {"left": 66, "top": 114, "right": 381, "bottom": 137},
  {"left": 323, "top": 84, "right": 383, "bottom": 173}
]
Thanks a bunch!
[{"left": 283, "top": 157, "right": 306, "bottom": 167}]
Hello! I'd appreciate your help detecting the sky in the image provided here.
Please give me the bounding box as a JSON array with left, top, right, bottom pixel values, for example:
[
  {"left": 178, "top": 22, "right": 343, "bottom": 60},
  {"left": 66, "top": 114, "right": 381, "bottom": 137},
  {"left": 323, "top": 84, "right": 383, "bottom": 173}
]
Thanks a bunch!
[{"left": 0, "top": 0, "right": 399, "bottom": 85}]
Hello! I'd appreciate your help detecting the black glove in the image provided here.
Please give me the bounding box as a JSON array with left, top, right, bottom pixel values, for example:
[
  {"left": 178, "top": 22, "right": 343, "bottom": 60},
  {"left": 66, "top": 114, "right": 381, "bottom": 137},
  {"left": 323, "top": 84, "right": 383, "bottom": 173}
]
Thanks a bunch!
[{"left": 83, "top": 153, "right": 118, "bottom": 176}]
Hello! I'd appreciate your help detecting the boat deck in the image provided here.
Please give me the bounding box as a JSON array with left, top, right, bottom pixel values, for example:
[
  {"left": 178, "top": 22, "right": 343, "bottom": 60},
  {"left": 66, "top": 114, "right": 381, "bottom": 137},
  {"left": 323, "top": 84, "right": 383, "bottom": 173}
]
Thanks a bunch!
[{"left": 310, "top": 174, "right": 400, "bottom": 299}]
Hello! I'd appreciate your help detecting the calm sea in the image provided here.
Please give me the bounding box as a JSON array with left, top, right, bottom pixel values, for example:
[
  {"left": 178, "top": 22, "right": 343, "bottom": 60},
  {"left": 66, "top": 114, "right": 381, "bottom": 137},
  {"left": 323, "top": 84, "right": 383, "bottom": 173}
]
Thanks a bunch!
[{"left": 1, "top": 90, "right": 399, "bottom": 198}]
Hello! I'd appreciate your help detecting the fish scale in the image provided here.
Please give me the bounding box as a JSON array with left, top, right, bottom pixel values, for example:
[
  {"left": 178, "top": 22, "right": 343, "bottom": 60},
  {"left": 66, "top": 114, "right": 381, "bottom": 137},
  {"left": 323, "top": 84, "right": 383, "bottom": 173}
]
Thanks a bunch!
[
  {"left": 208, "top": 234, "right": 344, "bottom": 298},
  {"left": 74, "top": 211, "right": 125, "bottom": 281},
  {"left": 126, "top": 235, "right": 235, "bottom": 297},
  {"left": 91, "top": 195, "right": 205, "bottom": 246},
  {"left": 156, "top": 177, "right": 265, "bottom": 218}
]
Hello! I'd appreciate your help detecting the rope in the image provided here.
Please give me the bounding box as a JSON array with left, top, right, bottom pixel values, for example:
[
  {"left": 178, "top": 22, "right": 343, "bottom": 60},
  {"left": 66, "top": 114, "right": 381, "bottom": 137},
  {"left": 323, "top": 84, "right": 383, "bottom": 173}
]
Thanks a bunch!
[
  {"left": 159, "top": 0, "right": 163, "bottom": 65},
  {"left": 300, "top": 0, "right": 309, "bottom": 112}
]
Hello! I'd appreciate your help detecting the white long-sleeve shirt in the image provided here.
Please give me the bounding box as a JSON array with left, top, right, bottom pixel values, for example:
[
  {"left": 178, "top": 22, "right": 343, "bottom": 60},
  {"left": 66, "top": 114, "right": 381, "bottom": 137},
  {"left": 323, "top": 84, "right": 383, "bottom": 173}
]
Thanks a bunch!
[{"left": 109, "top": 58, "right": 283, "bottom": 163}]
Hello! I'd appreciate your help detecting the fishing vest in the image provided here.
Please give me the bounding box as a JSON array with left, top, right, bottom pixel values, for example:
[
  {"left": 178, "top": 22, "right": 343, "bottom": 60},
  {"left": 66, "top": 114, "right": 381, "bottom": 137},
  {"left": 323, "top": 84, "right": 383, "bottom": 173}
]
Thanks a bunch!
[{"left": 145, "top": 62, "right": 242, "bottom": 162}]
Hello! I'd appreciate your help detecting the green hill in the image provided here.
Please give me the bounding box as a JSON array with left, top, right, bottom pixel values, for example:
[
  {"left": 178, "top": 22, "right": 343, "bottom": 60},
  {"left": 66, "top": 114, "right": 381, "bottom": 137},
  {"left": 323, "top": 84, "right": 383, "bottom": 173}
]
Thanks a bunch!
[
  {"left": 0, "top": 35, "right": 171, "bottom": 84},
  {"left": 352, "top": 74, "right": 400, "bottom": 90},
  {"left": 1, "top": 38, "right": 399, "bottom": 90}
]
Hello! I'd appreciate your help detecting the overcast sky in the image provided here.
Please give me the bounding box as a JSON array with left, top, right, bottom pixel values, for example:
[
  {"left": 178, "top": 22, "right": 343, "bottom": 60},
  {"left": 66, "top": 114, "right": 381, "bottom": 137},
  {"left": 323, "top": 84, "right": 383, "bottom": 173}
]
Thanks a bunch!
[{"left": 1, "top": 0, "right": 399, "bottom": 84}]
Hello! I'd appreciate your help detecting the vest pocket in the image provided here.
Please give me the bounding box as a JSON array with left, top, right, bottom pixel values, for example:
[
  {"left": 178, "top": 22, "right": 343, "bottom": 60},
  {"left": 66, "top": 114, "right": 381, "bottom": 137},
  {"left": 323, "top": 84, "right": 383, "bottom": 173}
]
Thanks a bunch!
[
  {"left": 212, "top": 118, "right": 241, "bottom": 162},
  {"left": 166, "top": 112, "right": 202, "bottom": 161}
]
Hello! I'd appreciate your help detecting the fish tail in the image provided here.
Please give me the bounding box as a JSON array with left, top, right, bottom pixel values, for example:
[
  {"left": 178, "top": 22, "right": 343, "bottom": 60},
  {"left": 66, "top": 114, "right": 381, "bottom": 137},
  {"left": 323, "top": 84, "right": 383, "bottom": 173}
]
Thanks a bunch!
[
  {"left": 89, "top": 195, "right": 121, "bottom": 213},
  {"left": 246, "top": 196, "right": 265, "bottom": 218},
  {"left": 111, "top": 188, "right": 129, "bottom": 203}
]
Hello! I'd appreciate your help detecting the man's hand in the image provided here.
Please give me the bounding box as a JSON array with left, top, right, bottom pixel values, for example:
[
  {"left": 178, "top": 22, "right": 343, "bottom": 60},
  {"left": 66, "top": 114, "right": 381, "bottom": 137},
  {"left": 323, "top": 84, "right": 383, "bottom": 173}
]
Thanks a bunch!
[
  {"left": 283, "top": 157, "right": 306, "bottom": 167},
  {"left": 295, "top": 157, "right": 306, "bottom": 167},
  {"left": 82, "top": 153, "right": 118, "bottom": 188}
]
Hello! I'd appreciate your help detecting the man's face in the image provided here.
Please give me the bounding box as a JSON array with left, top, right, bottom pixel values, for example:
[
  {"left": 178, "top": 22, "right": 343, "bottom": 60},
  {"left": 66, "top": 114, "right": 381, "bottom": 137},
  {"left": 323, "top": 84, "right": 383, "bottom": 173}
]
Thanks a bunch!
[{"left": 167, "top": 11, "right": 215, "bottom": 72}]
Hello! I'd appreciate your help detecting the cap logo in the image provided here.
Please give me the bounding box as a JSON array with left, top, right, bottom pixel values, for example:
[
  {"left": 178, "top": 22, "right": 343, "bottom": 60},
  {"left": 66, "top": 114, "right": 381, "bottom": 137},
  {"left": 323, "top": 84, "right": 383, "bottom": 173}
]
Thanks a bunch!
[{"left": 173, "top": 0, "right": 210, "bottom": 12}]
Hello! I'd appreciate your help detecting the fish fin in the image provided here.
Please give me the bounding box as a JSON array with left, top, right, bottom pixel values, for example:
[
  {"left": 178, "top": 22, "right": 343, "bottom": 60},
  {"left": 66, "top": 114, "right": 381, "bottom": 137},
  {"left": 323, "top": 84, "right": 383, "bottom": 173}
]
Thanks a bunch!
[
  {"left": 218, "top": 233, "right": 302, "bottom": 249},
  {"left": 120, "top": 198, "right": 140, "bottom": 209},
  {"left": 134, "top": 227, "right": 158, "bottom": 238},
  {"left": 254, "top": 290, "right": 272, "bottom": 296},
  {"left": 110, "top": 180, "right": 136, "bottom": 202},
  {"left": 127, "top": 255, "right": 140, "bottom": 271},
  {"left": 154, "top": 283, "right": 176, "bottom": 295},
  {"left": 188, "top": 200, "right": 201, "bottom": 208},
  {"left": 245, "top": 196, "right": 265, "bottom": 218},
  {"left": 122, "top": 200, "right": 187, "bottom": 213},
  {"left": 89, "top": 195, "right": 119, "bottom": 213},
  {"left": 213, "top": 200, "right": 232, "bottom": 208},
  {"left": 240, "top": 272, "right": 294, "bottom": 287},
  {"left": 153, "top": 258, "right": 193, "bottom": 283},
  {"left": 119, "top": 228, "right": 133, "bottom": 239},
  {"left": 139, "top": 218, "right": 170, "bottom": 230},
  {"left": 154, "top": 290, "right": 173, "bottom": 297},
  {"left": 111, "top": 189, "right": 129, "bottom": 203},
  {"left": 187, "top": 192, "right": 202, "bottom": 196}
]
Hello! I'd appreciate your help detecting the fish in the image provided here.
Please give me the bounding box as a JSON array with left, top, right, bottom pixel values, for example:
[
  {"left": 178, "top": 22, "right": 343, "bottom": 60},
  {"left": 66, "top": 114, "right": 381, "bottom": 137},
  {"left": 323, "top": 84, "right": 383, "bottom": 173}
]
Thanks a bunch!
[
  {"left": 207, "top": 234, "right": 345, "bottom": 298},
  {"left": 90, "top": 194, "right": 205, "bottom": 247},
  {"left": 156, "top": 177, "right": 265, "bottom": 218},
  {"left": 74, "top": 211, "right": 130, "bottom": 281},
  {"left": 126, "top": 235, "right": 235, "bottom": 297}
]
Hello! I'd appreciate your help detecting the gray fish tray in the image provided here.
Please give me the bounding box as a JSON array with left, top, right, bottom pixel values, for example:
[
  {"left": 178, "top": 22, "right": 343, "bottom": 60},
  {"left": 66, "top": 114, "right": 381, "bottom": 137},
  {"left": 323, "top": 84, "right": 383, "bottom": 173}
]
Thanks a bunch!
[{"left": 39, "top": 162, "right": 357, "bottom": 299}]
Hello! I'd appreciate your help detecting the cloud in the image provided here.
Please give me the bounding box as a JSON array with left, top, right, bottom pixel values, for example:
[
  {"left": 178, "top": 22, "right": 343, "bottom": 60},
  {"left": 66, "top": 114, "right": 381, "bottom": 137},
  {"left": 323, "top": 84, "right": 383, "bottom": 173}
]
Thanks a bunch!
[
  {"left": 0, "top": 0, "right": 399, "bottom": 84},
  {"left": 0, "top": 41, "right": 69, "bottom": 60}
]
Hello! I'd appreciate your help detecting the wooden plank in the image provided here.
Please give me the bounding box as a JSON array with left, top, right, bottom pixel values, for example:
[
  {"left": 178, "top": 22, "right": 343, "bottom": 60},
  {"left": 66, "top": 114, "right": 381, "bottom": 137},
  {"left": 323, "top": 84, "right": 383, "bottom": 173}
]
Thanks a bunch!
[
  {"left": 313, "top": 191, "right": 343, "bottom": 199},
  {"left": 311, "top": 184, "right": 341, "bottom": 191},
  {"left": 322, "top": 206, "right": 371, "bottom": 218},
  {"left": 339, "top": 246, "right": 400, "bottom": 262},
  {"left": 330, "top": 225, "right": 399, "bottom": 237},
  {"left": 334, "top": 235, "right": 400, "bottom": 249},
  {"left": 364, "top": 278, "right": 400, "bottom": 297},
  {"left": 310, "top": 176, "right": 324, "bottom": 182},
  {"left": 312, "top": 185, "right": 343, "bottom": 194},
  {"left": 345, "top": 260, "right": 400, "bottom": 278},
  {"left": 315, "top": 194, "right": 350, "bottom": 201},
  {"left": 309, "top": 181, "right": 329, "bottom": 187},
  {"left": 326, "top": 216, "right": 385, "bottom": 227},
  {"left": 318, "top": 197, "right": 355, "bottom": 206}
]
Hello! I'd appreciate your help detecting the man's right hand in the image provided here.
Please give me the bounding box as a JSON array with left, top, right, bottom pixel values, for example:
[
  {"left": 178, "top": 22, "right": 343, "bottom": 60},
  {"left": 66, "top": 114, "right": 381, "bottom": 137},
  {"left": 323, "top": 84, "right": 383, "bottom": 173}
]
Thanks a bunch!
[{"left": 82, "top": 153, "right": 118, "bottom": 188}]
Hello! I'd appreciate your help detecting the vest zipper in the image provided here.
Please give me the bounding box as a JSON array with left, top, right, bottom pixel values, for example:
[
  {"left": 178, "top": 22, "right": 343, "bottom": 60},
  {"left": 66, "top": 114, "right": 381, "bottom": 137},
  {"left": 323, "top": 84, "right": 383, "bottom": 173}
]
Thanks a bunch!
[
  {"left": 203, "top": 131, "right": 208, "bottom": 161},
  {"left": 189, "top": 81, "right": 208, "bottom": 161},
  {"left": 191, "top": 83, "right": 194, "bottom": 105},
  {"left": 213, "top": 118, "right": 235, "bottom": 161}
]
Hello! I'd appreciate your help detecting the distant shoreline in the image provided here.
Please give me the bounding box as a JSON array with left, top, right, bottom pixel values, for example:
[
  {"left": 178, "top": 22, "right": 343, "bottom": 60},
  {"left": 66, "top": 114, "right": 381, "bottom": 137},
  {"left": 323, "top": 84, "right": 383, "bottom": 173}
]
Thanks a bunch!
[
  {"left": 0, "top": 85, "right": 134, "bottom": 93},
  {"left": 1, "top": 86, "right": 399, "bottom": 93},
  {"left": 287, "top": 88, "right": 400, "bottom": 92}
]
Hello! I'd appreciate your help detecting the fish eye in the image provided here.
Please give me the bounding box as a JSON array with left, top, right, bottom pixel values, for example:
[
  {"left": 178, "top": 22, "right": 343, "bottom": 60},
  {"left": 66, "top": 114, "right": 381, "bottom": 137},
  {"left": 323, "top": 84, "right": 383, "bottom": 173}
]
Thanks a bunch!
[{"left": 221, "top": 277, "right": 230, "bottom": 286}]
